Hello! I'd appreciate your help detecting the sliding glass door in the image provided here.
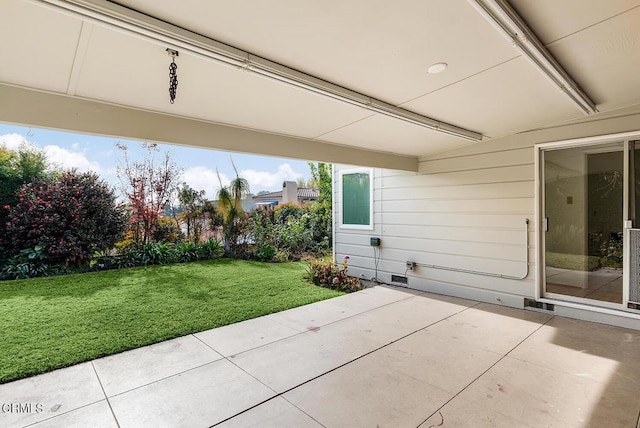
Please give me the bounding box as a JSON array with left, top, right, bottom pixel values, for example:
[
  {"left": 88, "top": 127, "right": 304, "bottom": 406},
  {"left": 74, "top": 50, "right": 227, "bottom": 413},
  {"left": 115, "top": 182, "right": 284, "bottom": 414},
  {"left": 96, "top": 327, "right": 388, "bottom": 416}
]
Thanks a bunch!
[{"left": 542, "top": 143, "right": 624, "bottom": 306}]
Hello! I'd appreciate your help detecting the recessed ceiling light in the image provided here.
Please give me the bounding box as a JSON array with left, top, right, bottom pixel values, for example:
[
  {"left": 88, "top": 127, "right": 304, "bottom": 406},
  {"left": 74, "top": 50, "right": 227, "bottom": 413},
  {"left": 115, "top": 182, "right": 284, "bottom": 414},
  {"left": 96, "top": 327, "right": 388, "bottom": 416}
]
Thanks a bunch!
[{"left": 427, "top": 62, "right": 448, "bottom": 74}]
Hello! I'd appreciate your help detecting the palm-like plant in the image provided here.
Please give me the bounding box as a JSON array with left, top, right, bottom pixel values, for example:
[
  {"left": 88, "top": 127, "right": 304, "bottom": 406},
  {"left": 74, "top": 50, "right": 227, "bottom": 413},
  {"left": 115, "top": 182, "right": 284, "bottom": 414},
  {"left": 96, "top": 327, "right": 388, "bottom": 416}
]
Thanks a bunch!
[{"left": 216, "top": 162, "right": 250, "bottom": 255}]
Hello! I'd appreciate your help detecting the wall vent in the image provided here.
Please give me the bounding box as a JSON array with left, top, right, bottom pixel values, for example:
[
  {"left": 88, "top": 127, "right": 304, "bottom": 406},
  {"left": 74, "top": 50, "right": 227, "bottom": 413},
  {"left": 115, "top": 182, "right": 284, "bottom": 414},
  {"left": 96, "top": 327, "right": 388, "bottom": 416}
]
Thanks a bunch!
[
  {"left": 524, "top": 298, "right": 555, "bottom": 312},
  {"left": 391, "top": 275, "right": 408, "bottom": 284}
]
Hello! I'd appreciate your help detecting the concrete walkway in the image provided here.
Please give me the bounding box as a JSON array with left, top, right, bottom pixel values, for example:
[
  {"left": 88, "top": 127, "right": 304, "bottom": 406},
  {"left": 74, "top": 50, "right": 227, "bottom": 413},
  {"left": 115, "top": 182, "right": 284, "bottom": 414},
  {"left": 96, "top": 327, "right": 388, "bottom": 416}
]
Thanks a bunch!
[{"left": 2, "top": 285, "right": 640, "bottom": 427}]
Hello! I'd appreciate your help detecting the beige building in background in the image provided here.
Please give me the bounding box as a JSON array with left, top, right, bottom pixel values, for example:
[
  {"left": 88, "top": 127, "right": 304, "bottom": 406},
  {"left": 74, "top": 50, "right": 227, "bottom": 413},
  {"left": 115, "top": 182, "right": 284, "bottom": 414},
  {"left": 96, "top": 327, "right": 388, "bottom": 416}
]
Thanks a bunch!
[{"left": 253, "top": 181, "right": 319, "bottom": 206}]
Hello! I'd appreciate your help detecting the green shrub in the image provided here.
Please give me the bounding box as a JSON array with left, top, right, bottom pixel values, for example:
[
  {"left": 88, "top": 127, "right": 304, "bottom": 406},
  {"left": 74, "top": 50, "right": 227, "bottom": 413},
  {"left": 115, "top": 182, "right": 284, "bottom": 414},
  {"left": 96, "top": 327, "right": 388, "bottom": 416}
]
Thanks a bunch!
[
  {"left": 152, "top": 217, "right": 181, "bottom": 244},
  {"left": 176, "top": 242, "right": 199, "bottom": 263},
  {"left": 255, "top": 243, "right": 276, "bottom": 262},
  {"left": 86, "top": 240, "right": 224, "bottom": 273},
  {"left": 174, "top": 240, "right": 223, "bottom": 262},
  {"left": 4, "top": 171, "right": 126, "bottom": 267},
  {"left": 0, "top": 246, "right": 49, "bottom": 280},
  {"left": 1, "top": 258, "right": 52, "bottom": 280},
  {"left": 200, "top": 239, "right": 224, "bottom": 260},
  {"left": 306, "top": 257, "right": 362, "bottom": 293},
  {"left": 312, "top": 236, "right": 331, "bottom": 254},
  {"left": 275, "top": 213, "right": 313, "bottom": 256},
  {"left": 0, "top": 146, "right": 49, "bottom": 248},
  {"left": 307, "top": 202, "right": 332, "bottom": 247},
  {"left": 274, "top": 249, "right": 291, "bottom": 263},
  {"left": 247, "top": 206, "right": 276, "bottom": 253},
  {"left": 143, "top": 242, "right": 178, "bottom": 265},
  {"left": 0, "top": 245, "right": 9, "bottom": 265},
  {"left": 0, "top": 245, "right": 72, "bottom": 280},
  {"left": 274, "top": 203, "right": 304, "bottom": 222},
  {"left": 600, "top": 233, "right": 623, "bottom": 268},
  {"left": 104, "top": 248, "right": 140, "bottom": 270},
  {"left": 247, "top": 203, "right": 331, "bottom": 262}
]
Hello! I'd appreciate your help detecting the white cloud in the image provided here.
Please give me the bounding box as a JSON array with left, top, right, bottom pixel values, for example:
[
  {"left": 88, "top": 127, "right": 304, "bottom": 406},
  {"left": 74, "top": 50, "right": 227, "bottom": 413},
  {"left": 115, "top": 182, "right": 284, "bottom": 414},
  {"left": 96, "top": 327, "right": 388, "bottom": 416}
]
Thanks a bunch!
[
  {"left": 43, "top": 145, "right": 101, "bottom": 173},
  {"left": 181, "top": 163, "right": 301, "bottom": 200},
  {"left": 104, "top": 166, "right": 118, "bottom": 177},
  {"left": 1, "top": 133, "right": 102, "bottom": 174},
  {"left": 0, "top": 133, "right": 37, "bottom": 151},
  {"left": 240, "top": 163, "right": 302, "bottom": 191},
  {"left": 182, "top": 166, "right": 231, "bottom": 200}
]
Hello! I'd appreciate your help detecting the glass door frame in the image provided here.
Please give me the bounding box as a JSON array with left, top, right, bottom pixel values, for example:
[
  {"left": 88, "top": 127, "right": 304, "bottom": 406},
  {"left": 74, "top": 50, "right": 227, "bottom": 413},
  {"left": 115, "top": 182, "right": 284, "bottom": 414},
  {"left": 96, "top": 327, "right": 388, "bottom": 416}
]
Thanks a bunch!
[{"left": 535, "top": 131, "right": 640, "bottom": 313}]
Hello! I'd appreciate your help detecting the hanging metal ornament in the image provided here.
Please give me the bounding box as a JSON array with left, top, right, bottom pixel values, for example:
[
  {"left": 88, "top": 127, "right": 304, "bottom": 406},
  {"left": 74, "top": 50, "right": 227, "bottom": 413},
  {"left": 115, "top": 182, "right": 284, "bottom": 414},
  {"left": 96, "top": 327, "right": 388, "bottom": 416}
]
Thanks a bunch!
[{"left": 166, "top": 48, "right": 179, "bottom": 104}]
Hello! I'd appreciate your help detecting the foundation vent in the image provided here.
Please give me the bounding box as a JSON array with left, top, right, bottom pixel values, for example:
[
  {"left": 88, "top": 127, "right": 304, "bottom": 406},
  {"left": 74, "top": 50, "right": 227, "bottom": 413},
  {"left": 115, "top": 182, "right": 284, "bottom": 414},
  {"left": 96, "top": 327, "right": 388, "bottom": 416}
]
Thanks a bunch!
[
  {"left": 391, "top": 275, "right": 408, "bottom": 284},
  {"left": 524, "top": 298, "right": 555, "bottom": 312}
]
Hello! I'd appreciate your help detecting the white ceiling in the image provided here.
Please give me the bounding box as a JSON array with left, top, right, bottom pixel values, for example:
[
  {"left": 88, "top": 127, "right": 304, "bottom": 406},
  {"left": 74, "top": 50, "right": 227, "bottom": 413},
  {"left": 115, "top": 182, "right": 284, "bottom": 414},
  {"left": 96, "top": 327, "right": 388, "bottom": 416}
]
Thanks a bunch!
[{"left": 1, "top": 0, "right": 639, "bottom": 165}]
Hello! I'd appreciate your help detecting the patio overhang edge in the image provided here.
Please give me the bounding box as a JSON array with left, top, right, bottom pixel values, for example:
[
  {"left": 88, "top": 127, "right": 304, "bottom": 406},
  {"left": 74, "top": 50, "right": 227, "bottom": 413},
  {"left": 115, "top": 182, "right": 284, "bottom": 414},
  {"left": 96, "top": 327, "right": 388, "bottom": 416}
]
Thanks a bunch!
[{"left": 0, "top": 83, "right": 419, "bottom": 172}]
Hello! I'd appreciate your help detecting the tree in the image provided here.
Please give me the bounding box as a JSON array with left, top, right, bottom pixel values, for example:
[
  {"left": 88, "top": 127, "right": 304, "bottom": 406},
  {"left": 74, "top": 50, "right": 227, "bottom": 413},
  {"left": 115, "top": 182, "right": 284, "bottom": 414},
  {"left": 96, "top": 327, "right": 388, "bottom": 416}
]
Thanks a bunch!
[
  {"left": 297, "top": 176, "right": 318, "bottom": 188},
  {"left": 308, "top": 162, "right": 333, "bottom": 246},
  {"left": 0, "top": 145, "right": 49, "bottom": 255},
  {"left": 115, "top": 143, "right": 181, "bottom": 245},
  {"left": 308, "top": 162, "right": 331, "bottom": 207},
  {"left": 151, "top": 216, "right": 181, "bottom": 244},
  {"left": 216, "top": 163, "right": 250, "bottom": 255},
  {"left": 5, "top": 171, "right": 127, "bottom": 266},
  {"left": 177, "top": 182, "right": 215, "bottom": 243}
]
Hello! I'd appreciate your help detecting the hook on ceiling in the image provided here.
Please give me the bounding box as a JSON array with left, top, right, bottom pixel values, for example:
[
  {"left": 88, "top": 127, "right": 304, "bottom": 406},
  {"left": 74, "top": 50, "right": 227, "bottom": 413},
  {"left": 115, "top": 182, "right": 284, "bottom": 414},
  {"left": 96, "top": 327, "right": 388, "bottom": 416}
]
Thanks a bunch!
[{"left": 166, "top": 48, "right": 179, "bottom": 104}]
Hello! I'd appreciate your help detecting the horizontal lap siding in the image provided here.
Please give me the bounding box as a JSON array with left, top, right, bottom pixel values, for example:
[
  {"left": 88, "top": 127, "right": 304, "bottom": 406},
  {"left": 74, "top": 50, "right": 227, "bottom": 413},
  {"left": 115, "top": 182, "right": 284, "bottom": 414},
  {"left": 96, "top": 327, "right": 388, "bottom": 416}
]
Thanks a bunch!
[
  {"left": 381, "top": 164, "right": 533, "bottom": 188},
  {"left": 378, "top": 225, "right": 535, "bottom": 245},
  {"left": 335, "top": 235, "right": 532, "bottom": 263},
  {"left": 334, "top": 142, "right": 536, "bottom": 301},
  {"left": 415, "top": 147, "right": 532, "bottom": 174},
  {"left": 382, "top": 181, "right": 533, "bottom": 200},
  {"left": 380, "top": 198, "right": 531, "bottom": 215}
]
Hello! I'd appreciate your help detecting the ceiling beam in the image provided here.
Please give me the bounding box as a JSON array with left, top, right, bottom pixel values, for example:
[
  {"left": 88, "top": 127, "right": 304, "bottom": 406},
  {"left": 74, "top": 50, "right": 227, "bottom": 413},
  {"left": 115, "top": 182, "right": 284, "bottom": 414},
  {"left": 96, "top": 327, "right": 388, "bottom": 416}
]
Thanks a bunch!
[
  {"left": 35, "top": 0, "right": 483, "bottom": 142},
  {"left": 468, "top": 0, "right": 597, "bottom": 115},
  {"left": 0, "top": 83, "right": 419, "bottom": 171},
  {"left": 66, "top": 21, "right": 94, "bottom": 96}
]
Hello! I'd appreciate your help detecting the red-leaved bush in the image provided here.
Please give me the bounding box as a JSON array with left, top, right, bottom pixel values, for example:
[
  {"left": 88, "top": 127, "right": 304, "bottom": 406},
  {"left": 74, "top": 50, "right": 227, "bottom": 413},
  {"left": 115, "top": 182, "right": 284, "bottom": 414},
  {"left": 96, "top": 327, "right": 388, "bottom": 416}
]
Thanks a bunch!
[{"left": 5, "top": 171, "right": 127, "bottom": 266}]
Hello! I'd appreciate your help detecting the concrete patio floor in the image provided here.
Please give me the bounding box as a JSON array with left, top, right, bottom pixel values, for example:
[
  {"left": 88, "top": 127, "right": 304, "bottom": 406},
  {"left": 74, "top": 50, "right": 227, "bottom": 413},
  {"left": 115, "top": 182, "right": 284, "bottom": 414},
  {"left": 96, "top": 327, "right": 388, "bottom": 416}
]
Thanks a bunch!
[{"left": 2, "top": 285, "right": 640, "bottom": 428}]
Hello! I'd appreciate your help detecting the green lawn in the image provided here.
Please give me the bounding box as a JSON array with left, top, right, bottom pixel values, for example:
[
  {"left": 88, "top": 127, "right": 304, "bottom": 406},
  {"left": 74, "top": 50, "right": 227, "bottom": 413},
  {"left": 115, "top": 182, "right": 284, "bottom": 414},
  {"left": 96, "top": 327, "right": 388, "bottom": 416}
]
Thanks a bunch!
[
  {"left": 546, "top": 251, "right": 601, "bottom": 271},
  {"left": 0, "top": 259, "right": 343, "bottom": 383}
]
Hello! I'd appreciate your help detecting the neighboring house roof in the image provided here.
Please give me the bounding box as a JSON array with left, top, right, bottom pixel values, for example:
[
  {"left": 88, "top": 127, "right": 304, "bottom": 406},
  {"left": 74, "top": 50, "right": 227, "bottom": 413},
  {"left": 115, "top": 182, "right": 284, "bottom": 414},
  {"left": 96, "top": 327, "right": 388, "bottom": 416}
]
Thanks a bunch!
[
  {"left": 253, "top": 191, "right": 281, "bottom": 201},
  {"left": 252, "top": 188, "right": 319, "bottom": 203},
  {"left": 297, "top": 188, "right": 320, "bottom": 199}
]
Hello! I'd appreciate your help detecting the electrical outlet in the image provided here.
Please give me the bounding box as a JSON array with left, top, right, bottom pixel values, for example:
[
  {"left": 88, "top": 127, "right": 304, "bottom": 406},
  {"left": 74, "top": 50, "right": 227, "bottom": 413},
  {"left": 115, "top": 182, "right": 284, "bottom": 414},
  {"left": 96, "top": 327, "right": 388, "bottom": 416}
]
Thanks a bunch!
[
  {"left": 370, "top": 237, "right": 381, "bottom": 246},
  {"left": 406, "top": 261, "right": 416, "bottom": 271}
]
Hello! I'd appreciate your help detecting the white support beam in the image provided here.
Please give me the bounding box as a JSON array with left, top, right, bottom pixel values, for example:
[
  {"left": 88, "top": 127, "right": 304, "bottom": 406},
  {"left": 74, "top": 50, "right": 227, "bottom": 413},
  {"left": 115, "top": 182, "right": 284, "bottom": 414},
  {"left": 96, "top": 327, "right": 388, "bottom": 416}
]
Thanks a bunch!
[
  {"left": 35, "top": 0, "right": 483, "bottom": 142},
  {"left": 66, "top": 21, "right": 93, "bottom": 96},
  {"left": 0, "top": 83, "right": 419, "bottom": 171},
  {"left": 468, "top": 0, "right": 597, "bottom": 115}
]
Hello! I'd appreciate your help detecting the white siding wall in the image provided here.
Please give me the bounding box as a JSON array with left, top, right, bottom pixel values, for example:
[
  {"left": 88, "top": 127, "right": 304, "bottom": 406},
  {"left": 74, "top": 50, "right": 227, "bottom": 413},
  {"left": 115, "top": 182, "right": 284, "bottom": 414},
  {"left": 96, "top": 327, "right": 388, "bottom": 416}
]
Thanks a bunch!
[
  {"left": 335, "top": 139, "right": 535, "bottom": 307},
  {"left": 334, "top": 110, "right": 640, "bottom": 309}
]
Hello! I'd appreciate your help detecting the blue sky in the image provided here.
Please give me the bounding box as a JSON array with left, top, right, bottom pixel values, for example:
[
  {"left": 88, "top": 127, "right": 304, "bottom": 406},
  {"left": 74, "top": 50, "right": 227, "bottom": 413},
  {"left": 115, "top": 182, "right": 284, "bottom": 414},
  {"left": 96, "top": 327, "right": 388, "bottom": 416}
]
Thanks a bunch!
[{"left": 0, "top": 123, "right": 312, "bottom": 199}]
